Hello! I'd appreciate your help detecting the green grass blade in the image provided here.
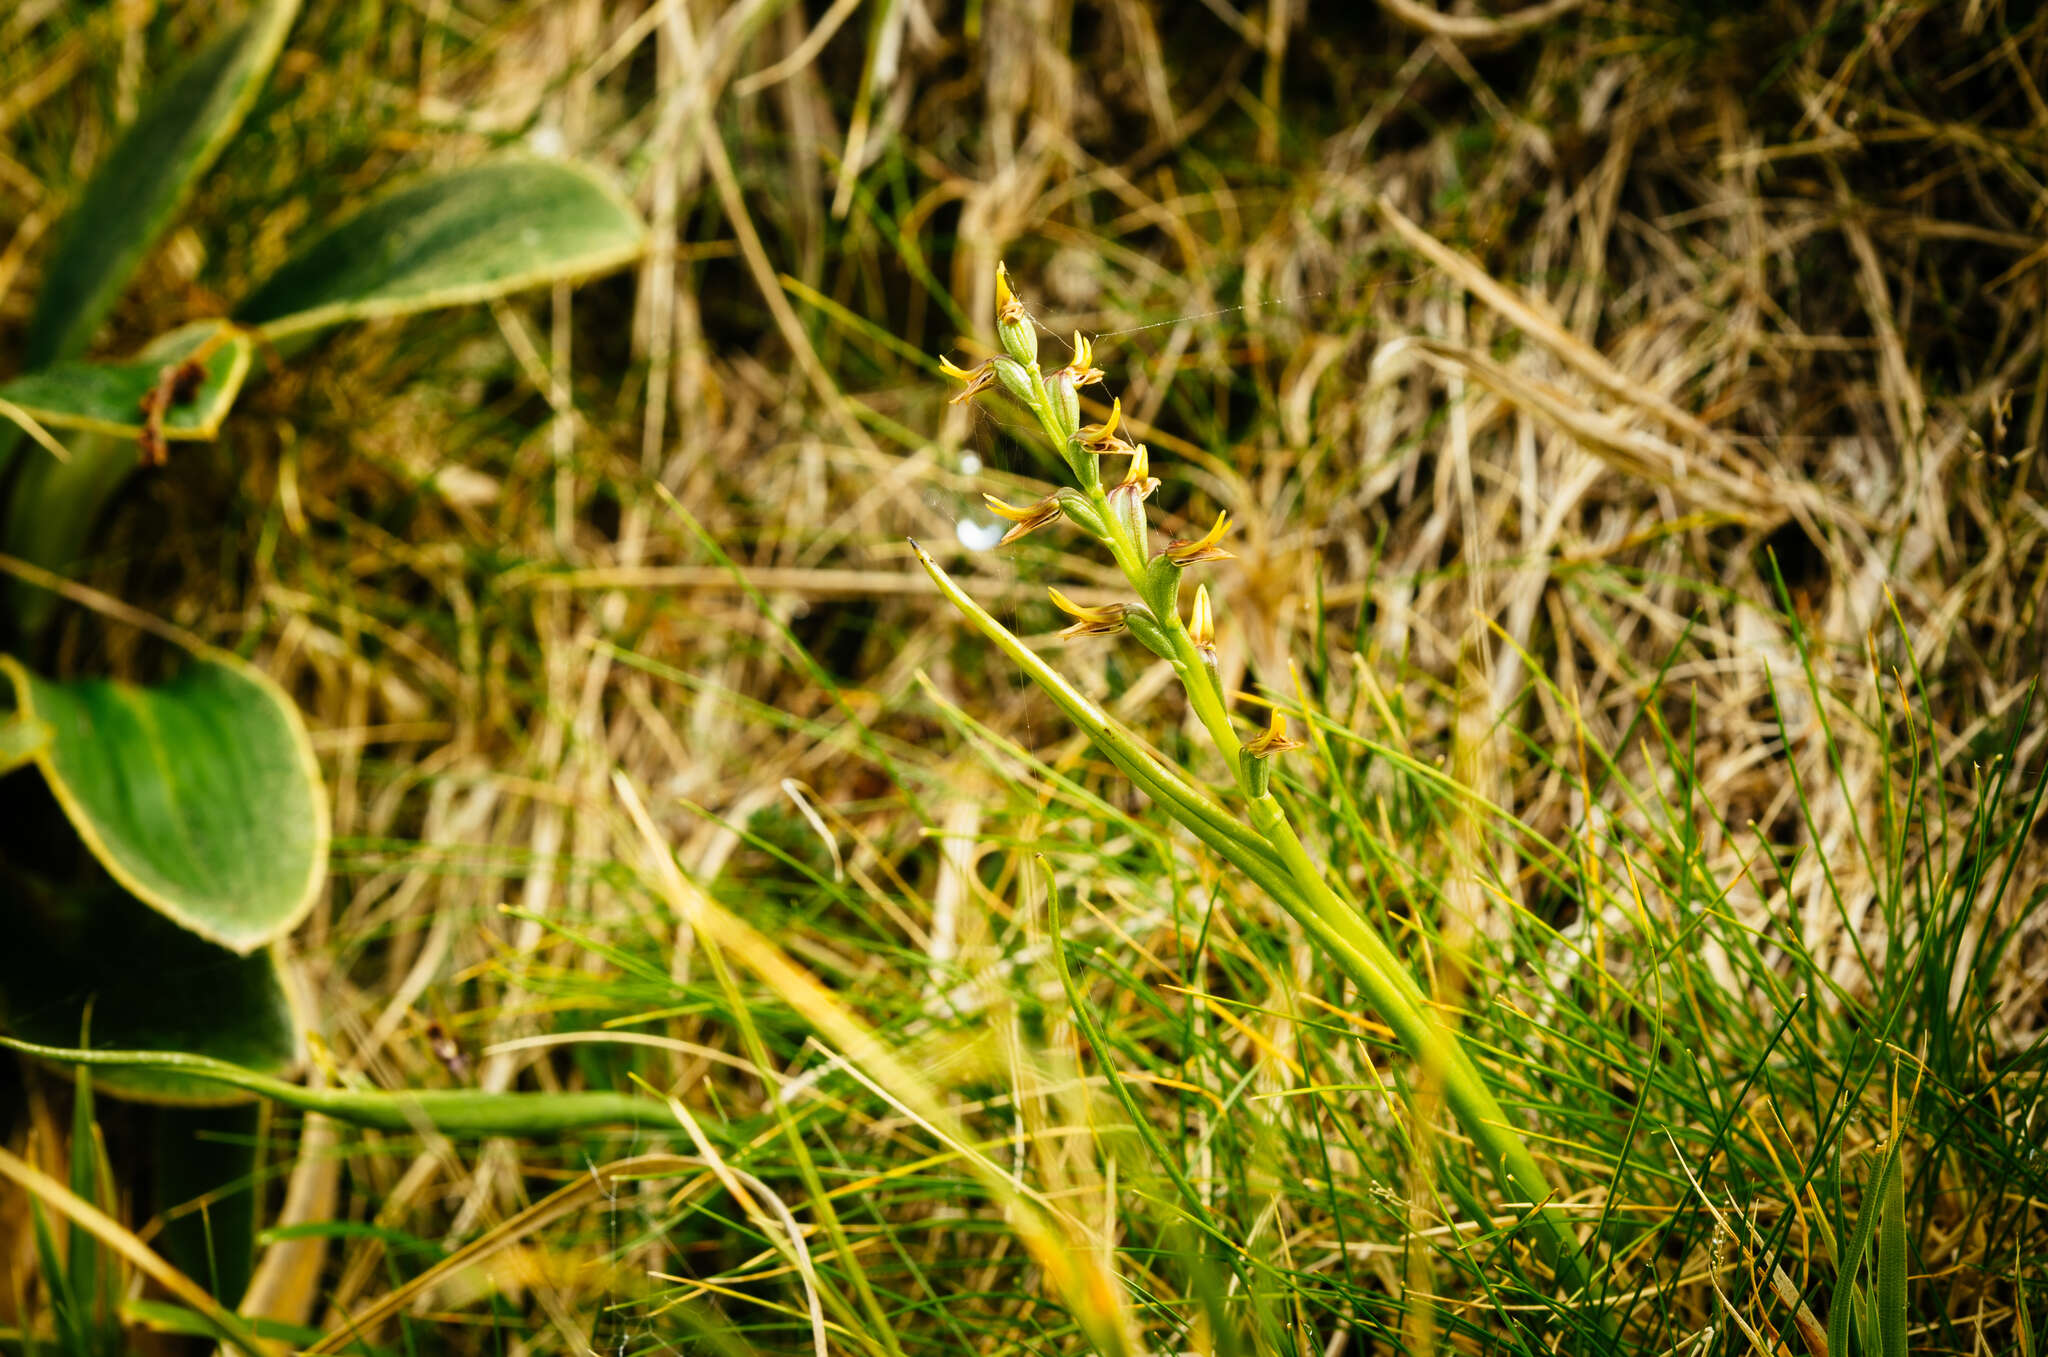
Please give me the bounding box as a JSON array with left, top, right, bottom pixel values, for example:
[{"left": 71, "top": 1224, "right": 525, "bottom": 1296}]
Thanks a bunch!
[
  {"left": 1879, "top": 1141, "right": 1909, "bottom": 1357},
  {"left": 66, "top": 1056, "right": 101, "bottom": 1333},
  {"left": 0, "top": 1036, "right": 671, "bottom": 1135},
  {"left": 1827, "top": 1139, "right": 1902, "bottom": 1356}
]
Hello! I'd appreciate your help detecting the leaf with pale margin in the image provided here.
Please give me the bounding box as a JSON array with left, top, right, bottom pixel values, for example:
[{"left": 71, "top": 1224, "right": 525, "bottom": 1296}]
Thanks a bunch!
[
  {"left": 235, "top": 158, "right": 648, "bottom": 338},
  {"left": 0, "top": 320, "right": 253, "bottom": 441},
  {"left": 1, "top": 325, "right": 253, "bottom": 638},
  {"left": 0, "top": 0, "right": 296, "bottom": 485},
  {"left": 0, "top": 712, "right": 51, "bottom": 773},
  {"left": 0, "top": 650, "right": 329, "bottom": 955}
]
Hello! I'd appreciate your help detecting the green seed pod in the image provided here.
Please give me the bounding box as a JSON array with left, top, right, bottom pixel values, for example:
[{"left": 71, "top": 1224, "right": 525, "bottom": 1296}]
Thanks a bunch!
[
  {"left": 1108, "top": 484, "right": 1150, "bottom": 554},
  {"left": 1122, "top": 606, "right": 1177, "bottom": 660},
  {"left": 1139, "top": 552, "right": 1183, "bottom": 619},
  {"left": 1242, "top": 749, "right": 1273, "bottom": 798},
  {"left": 1055, "top": 488, "right": 1109, "bottom": 539},
  {"left": 996, "top": 263, "right": 1039, "bottom": 366},
  {"left": 992, "top": 356, "right": 1036, "bottom": 405},
  {"left": 1044, "top": 370, "right": 1080, "bottom": 439}
]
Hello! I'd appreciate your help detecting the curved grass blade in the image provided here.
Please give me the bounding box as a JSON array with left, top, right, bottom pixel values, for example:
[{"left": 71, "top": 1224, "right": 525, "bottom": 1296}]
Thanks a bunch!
[
  {"left": 0, "top": 1037, "right": 671, "bottom": 1135},
  {"left": 0, "top": 649, "right": 329, "bottom": 955},
  {"left": 234, "top": 158, "right": 649, "bottom": 339}
]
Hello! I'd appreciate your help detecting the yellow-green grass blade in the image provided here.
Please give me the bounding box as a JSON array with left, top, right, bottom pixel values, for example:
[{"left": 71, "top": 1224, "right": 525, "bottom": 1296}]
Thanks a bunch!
[
  {"left": 0, "top": 321, "right": 253, "bottom": 441},
  {"left": 0, "top": 1037, "right": 672, "bottom": 1135},
  {"left": 234, "top": 157, "right": 649, "bottom": 339},
  {"left": 0, "top": 649, "right": 328, "bottom": 955}
]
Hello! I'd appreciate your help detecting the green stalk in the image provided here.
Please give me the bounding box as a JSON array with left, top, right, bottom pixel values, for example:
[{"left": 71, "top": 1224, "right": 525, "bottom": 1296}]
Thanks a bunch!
[{"left": 1244, "top": 794, "right": 1587, "bottom": 1288}]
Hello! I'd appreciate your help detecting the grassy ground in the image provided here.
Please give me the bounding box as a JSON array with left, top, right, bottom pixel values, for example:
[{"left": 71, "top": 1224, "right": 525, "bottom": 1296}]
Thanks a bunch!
[{"left": 4, "top": 0, "right": 2048, "bottom": 1353}]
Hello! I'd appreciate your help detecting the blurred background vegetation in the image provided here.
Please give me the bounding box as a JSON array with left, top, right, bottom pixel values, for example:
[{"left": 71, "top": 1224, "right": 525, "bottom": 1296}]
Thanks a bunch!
[{"left": 4, "top": 1, "right": 2047, "bottom": 1354}]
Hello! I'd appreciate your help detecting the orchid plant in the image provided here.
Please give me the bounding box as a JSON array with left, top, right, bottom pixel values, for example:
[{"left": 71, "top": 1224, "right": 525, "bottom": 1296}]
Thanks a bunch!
[{"left": 913, "top": 264, "right": 1590, "bottom": 1292}]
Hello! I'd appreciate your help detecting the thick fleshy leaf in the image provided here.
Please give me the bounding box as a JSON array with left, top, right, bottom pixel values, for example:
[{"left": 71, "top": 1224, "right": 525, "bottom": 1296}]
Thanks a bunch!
[
  {"left": 25, "top": 1, "right": 299, "bottom": 369},
  {"left": 0, "top": 321, "right": 253, "bottom": 441},
  {"left": 0, "top": 869, "right": 303, "bottom": 1105},
  {"left": 234, "top": 158, "right": 648, "bottom": 338},
  {"left": 0, "top": 650, "right": 329, "bottom": 954}
]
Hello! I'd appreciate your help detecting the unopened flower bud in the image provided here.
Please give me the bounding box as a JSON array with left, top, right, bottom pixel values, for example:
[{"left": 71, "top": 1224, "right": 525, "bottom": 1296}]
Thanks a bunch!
[
  {"left": 1105, "top": 443, "right": 1158, "bottom": 548},
  {"left": 1188, "top": 584, "right": 1215, "bottom": 651},
  {"left": 995, "top": 262, "right": 1038, "bottom": 367},
  {"left": 1055, "top": 488, "right": 1109, "bottom": 539},
  {"left": 1044, "top": 368, "right": 1080, "bottom": 440},
  {"left": 1122, "top": 606, "right": 1176, "bottom": 660}
]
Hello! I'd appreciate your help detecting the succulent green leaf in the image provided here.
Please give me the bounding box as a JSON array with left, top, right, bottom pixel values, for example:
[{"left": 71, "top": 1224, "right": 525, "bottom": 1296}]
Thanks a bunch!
[
  {"left": 235, "top": 158, "right": 649, "bottom": 338},
  {"left": 25, "top": 1, "right": 299, "bottom": 368},
  {"left": 0, "top": 650, "right": 329, "bottom": 955},
  {"left": 0, "top": 321, "right": 254, "bottom": 441},
  {"left": 0, "top": 1037, "right": 673, "bottom": 1135},
  {"left": 0, "top": 871, "right": 304, "bottom": 1104}
]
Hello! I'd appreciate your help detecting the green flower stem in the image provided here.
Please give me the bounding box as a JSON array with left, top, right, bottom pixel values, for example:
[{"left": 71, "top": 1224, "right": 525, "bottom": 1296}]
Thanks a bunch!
[
  {"left": 1244, "top": 795, "right": 1588, "bottom": 1288},
  {"left": 911, "top": 545, "right": 1287, "bottom": 879}
]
